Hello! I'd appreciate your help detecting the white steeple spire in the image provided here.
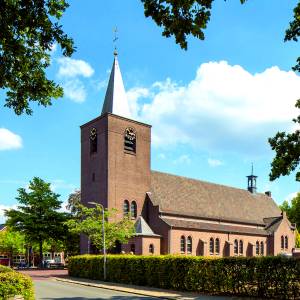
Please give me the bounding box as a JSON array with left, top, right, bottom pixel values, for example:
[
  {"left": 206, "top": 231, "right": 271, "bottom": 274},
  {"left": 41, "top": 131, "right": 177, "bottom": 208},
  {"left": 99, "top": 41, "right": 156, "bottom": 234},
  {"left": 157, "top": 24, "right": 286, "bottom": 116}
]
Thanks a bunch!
[{"left": 101, "top": 52, "right": 131, "bottom": 118}]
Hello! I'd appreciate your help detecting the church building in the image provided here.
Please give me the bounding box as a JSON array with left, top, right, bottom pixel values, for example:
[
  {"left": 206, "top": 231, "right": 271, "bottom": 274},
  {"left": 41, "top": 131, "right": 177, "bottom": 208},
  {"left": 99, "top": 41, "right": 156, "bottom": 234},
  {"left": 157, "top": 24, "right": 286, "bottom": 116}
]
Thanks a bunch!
[{"left": 80, "top": 52, "right": 296, "bottom": 257}]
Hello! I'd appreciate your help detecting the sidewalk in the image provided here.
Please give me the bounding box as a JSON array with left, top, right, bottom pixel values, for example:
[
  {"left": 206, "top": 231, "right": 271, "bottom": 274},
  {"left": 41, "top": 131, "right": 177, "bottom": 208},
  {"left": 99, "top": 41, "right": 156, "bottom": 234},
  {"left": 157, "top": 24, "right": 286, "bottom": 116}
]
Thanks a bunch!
[{"left": 54, "top": 276, "right": 253, "bottom": 300}]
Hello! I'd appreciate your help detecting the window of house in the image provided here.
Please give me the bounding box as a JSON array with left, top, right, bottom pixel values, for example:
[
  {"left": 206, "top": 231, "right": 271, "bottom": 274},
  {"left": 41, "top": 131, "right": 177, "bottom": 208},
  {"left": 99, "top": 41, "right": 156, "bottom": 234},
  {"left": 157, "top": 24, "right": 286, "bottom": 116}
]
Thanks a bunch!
[
  {"left": 90, "top": 127, "right": 97, "bottom": 154},
  {"left": 285, "top": 236, "right": 288, "bottom": 249},
  {"left": 123, "top": 200, "right": 129, "bottom": 216},
  {"left": 234, "top": 239, "right": 238, "bottom": 255},
  {"left": 209, "top": 238, "right": 214, "bottom": 255},
  {"left": 130, "top": 201, "right": 137, "bottom": 218},
  {"left": 281, "top": 235, "right": 284, "bottom": 249},
  {"left": 260, "top": 241, "right": 264, "bottom": 256},
  {"left": 256, "top": 241, "right": 259, "bottom": 255},
  {"left": 187, "top": 236, "right": 192, "bottom": 254},
  {"left": 124, "top": 127, "right": 136, "bottom": 153},
  {"left": 180, "top": 236, "right": 186, "bottom": 253},
  {"left": 130, "top": 244, "right": 135, "bottom": 254},
  {"left": 239, "top": 240, "right": 243, "bottom": 255},
  {"left": 149, "top": 244, "right": 154, "bottom": 254},
  {"left": 215, "top": 238, "right": 220, "bottom": 254}
]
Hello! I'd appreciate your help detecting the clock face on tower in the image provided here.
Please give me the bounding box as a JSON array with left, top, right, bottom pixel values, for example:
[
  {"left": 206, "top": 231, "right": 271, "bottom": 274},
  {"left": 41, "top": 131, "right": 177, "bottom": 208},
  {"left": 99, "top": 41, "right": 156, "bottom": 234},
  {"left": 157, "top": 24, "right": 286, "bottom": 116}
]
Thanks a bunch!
[
  {"left": 125, "top": 127, "right": 136, "bottom": 141},
  {"left": 90, "top": 127, "right": 97, "bottom": 140}
]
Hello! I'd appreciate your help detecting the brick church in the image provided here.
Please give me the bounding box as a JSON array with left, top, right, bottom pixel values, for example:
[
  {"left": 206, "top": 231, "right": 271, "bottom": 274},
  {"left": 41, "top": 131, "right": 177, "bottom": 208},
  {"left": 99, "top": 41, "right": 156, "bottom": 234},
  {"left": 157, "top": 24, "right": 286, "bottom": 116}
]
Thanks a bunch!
[{"left": 80, "top": 52, "right": 295, "bottom": 257}]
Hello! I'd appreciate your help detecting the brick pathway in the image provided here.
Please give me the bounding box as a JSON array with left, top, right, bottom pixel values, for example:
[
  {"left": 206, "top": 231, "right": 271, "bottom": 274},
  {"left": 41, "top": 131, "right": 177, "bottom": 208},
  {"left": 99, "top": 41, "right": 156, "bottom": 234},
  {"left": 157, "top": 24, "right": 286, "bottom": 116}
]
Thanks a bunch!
[{"left": 19, "top": 268, "right": 68, "bottom": 281}]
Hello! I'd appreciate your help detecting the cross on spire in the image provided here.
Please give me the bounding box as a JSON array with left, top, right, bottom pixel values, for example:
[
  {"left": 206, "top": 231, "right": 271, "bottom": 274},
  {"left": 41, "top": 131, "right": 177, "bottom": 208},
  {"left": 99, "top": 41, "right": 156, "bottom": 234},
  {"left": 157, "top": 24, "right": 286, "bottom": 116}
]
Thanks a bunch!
[{"left": 113, "top": 27, "right": 118, "bottom": 56}]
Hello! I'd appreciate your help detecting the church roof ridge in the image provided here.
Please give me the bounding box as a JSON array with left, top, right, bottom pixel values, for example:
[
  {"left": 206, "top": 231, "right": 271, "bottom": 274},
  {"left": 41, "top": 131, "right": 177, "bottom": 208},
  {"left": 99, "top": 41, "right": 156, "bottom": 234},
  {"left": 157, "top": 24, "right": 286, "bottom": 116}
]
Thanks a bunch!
[{"left": 150, "top": 170, "right": 268, "bottom": 197}]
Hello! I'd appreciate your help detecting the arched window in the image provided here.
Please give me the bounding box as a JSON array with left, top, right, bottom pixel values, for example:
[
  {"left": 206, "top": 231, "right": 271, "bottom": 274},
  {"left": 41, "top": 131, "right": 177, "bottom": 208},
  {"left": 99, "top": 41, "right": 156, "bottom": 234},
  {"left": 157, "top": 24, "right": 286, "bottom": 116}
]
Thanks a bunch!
[
  {"left": 239, "top": 240, "right": 243, "bottom": 255},
  {"left": 215, "top": 238, "right": 220, "bottom": 254},
  {"left": 123, "top": 200, "right": 129, "bottom": 216},
  {"left": 256, "top": 241, "right": 259, "bottom": 255},
  {"left": 285, "top": 236, "right": 288, "bottom": 249},
  {"left": 281, "top": 235, "right": 284, "bottom": 249},
  {"left": 149, "top": 244, "right": 154, "bottom": 254},
  {"left": 234, "top": 239, "right": 238, "bottom": 255},
  {"left": 260, "top": 241, "right": 264, "bottom": 256},
  {"left": 130, "top": 201, "right": 137, "bottom": 218},
  {"left": 180, "top": 236, "right": 186, "bottom": 253},
  {"left": 209, "top": 238, "right": 214, "bottom": 254},
  {"left": 90, "top": 127, "right": 97, "bottom": 154},
  {"left": 187, "top": 236, "right": 192, "bottom": 254},
  {"left": 124, "top": 127, "right": 136, "bottom": 153},
  {"left": 130, "top": 244, "right": 135, "bottom": 254}
]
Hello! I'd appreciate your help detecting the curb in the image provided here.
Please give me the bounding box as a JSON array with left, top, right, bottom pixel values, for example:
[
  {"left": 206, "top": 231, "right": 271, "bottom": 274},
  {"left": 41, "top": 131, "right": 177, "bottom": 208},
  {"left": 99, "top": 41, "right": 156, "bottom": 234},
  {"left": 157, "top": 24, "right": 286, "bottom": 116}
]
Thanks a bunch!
[{"left": 53, "top": 277, "right": 194, "bottom": 299}]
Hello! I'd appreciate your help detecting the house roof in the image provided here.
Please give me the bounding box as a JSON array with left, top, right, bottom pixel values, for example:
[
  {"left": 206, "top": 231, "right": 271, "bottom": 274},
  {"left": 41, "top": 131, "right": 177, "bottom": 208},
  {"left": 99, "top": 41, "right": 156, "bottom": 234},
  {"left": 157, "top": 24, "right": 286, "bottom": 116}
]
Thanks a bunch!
[
  {"left": 150, "top": 171, "right": 281, "bottom": 225},
  {"left": 101, "top": 53, "right": 131, "bottom": 118},
  {"left": 134, "top": 216, "right": 160, "bottom": 237}
]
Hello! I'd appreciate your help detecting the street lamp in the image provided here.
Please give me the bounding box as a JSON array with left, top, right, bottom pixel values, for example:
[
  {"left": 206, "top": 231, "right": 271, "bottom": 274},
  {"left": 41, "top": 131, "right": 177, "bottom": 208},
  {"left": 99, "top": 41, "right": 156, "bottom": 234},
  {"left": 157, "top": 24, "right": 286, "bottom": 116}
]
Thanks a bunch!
[{"left": 88, "top": 201, "right": 106, "bottom": 281}]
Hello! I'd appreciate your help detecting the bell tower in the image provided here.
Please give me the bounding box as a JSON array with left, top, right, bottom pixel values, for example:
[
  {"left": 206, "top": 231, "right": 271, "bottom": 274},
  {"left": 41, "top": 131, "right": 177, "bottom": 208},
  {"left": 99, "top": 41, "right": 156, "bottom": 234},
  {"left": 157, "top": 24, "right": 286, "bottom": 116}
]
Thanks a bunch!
[
  {"left": 80, "top": 52, "right": 151, "bottom": 253},
  {"left": 247, "top": 164, "right": 257, "bottom": 194}
]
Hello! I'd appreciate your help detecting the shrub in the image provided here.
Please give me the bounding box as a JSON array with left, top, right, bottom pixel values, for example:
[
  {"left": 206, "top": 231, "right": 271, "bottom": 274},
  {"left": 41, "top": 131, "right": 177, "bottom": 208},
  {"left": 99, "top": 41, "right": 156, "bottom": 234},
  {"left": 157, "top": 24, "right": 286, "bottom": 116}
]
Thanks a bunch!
[
  {"left": 69, "top": 255, "right": 300, "bottom": 299},
  {"left": 0, "top": 266, "right": 34, "bottom": 300}
]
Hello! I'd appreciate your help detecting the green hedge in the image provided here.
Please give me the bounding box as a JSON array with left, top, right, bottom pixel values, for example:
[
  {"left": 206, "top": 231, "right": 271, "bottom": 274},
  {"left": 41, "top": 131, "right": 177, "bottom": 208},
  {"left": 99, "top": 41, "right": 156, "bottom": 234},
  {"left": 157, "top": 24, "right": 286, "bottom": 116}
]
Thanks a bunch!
[
  {"left": 69, "top": 255, "right": 300, "bottom": 299},
  {"left": 0, "top": 266, "right": 34, "bottom": 300}
]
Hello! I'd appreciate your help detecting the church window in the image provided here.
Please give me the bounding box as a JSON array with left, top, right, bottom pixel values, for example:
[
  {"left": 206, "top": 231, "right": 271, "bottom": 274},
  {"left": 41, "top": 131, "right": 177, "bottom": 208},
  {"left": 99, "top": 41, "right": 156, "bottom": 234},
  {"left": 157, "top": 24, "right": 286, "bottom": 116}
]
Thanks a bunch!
[
  {"left": 234, "top": 239, "right": 238, "bottom": 255},
  {"left": 92, "top": 173, "right": 95, "bottom": 182},
  {"left": 130, "top": 201, "right": 137, "bottom": 218},
  {"left": 187, "top": 236, "right": 192, "bottom": 254},
  {"left": 180, "top": 236, "right": 186, "bottom": 253},
  {"left": 281, "top": 236, "right": 284, "bottom": 249},
  {"left": 124, "top": 127, "right": 136, "bottom": 153},
  {"left": 256, "top": 241, "right": 259, "bottom": 255},
  {"left": 90, "top": 127, "right": 97, "bottom": 154},
  {"left": 260, "top": 241, "right": 264, "bottom": 255},
  {"left": 123, "top": 200, "right": 129, "bottom": 216},
  {"left": 149, "top": 244, "right": 154, "bottom": 254},
  {"left": 285, "top": 236, "right": 288, "bottom": 249},
  {"left": 215, "top": 238, "right": 220, "bottom": 254},
  {"left": 209, "top": 238, "right": 214, "bottom": 254},
  {"left": 239, "top": 240, "right": 243, "bottom": 255}
]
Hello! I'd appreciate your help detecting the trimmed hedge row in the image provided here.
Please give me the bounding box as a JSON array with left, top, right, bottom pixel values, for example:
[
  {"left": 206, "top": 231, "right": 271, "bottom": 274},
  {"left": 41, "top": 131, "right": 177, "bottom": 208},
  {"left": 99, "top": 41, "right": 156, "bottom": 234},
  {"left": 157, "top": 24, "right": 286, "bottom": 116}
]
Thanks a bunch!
[
  {"left": 69, "top": 255, "right": 300, "bottom": 299},
  {"left": 0, "top": 265, "right": 34, "bottom": 300}
]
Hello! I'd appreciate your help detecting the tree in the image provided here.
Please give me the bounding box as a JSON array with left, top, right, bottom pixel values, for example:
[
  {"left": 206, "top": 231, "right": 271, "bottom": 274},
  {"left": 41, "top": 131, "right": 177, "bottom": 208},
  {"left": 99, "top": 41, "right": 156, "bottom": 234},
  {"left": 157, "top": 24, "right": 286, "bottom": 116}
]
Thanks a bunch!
[
  {"left": 5, "top": 177, "right": 68, "bottom": 267},
  {"left": 280, "top": 192, "right": 300, "bottom": 229},
  {"left": 66, "top": 190, "right": 81, "bottom": 216},
  {"left": 66, "top": 203, "right": 135, "bottom": 252},
  {"left": 0, "top": 0, "right": 74, "bottom": 115},
  {"left": 269, "top": 100, "right": 300, "bottom": 182},
  {"left": 0, "top": 228, "right": 26, "bottom": 266}
]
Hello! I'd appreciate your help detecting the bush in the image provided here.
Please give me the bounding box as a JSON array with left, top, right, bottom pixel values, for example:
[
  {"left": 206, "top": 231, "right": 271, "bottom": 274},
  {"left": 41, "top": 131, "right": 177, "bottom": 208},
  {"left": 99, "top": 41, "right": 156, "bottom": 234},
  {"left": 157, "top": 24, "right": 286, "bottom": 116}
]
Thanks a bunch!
[
  {"left": 69, "top": 255, "right": 300, "bottom": 299},
  {"left": 0, "top": 266, "right": 34, "bottom": 300}
]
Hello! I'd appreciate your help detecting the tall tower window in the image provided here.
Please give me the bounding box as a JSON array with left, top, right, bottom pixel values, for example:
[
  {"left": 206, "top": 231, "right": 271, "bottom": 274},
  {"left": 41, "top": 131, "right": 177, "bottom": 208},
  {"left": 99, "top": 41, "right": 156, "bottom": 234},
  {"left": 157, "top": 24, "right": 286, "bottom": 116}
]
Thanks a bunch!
[
  {"left": 123, "top": 200, "right": 129, "bottom": 216},
  {"left": 187, "top": 236, "right": 192, "bottom": 254},
  {"left": 90, "top": 127, "right": 97, "bottom": 154},
  {"left": 130, "top": 201, "right": 137, "bottom": 218},
  {"left": 124, "top": 127, "right": 136, "bottom": 153},
  {"left": 209, "top": 238, "right": 214, "bottom": 254},
  {"left": 180, "top": 236, "right": 186, "bottom": 253}
]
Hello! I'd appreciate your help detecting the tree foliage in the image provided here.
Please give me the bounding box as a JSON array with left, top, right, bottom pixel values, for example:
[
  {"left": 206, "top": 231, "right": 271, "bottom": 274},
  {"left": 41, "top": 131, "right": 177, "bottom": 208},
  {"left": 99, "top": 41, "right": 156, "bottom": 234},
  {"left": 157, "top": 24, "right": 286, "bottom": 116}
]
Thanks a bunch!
[
  {"left": 66, "top": 203, "right": 135, "bottom": 252},
  {"left": 0, "top": 0, "right": 74, "bottom": 115},
  {"left": 5, "top": 177, "right": 68, "bottom": 266},
  {"left": 279, "top": 192, "right": 300, "bottom": 229},
  {"left": 269, "top": 100, "right": 300, "bottom": 182}
]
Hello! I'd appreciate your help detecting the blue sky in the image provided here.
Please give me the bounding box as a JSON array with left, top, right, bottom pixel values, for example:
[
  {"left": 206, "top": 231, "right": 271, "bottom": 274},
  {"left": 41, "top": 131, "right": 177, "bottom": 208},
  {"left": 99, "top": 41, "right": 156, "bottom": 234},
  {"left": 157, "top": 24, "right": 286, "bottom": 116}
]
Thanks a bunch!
[{"left": 0, "top": 0, "right": 299, "bottom": 222}]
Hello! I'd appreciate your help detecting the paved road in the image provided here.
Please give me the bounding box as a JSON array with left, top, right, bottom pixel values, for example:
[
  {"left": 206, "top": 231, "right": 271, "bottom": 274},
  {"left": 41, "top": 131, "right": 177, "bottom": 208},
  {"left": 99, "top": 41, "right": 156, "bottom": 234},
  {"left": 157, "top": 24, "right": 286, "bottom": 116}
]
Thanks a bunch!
[{"left": 35, "top": 280, "right": 160, "bottom": 300}]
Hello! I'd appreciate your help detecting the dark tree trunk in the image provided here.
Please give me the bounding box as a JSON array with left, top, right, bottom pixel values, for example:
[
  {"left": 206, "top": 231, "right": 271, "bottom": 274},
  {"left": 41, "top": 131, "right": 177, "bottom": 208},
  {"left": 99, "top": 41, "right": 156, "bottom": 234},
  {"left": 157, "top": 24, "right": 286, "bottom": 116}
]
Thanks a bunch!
[{"left": 39, "top": 239, "right": 43, "bottom": 268}]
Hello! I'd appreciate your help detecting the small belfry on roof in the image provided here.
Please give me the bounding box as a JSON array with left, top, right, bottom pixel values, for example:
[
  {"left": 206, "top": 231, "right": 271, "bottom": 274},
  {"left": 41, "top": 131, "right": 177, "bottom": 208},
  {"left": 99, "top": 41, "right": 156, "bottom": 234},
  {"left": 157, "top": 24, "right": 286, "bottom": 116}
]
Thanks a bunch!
[{"left": 247, "top": 163, "right": 258, "bottom": 194}]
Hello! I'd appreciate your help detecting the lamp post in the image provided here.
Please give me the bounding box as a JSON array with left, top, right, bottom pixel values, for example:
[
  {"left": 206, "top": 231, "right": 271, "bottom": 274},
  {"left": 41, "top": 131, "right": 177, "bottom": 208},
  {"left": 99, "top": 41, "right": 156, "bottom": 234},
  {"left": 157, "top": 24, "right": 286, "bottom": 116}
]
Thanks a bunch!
[{"left": 88, "top": 201, "right": 106, "bottom": 281}]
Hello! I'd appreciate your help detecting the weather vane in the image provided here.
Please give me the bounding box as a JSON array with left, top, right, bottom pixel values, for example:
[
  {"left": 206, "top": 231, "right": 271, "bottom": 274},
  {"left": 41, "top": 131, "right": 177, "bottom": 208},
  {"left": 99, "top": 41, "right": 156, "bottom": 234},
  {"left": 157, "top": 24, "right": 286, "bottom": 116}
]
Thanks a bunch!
[{"left": 113, "top": 27, "right": 118, "bottom": 56}]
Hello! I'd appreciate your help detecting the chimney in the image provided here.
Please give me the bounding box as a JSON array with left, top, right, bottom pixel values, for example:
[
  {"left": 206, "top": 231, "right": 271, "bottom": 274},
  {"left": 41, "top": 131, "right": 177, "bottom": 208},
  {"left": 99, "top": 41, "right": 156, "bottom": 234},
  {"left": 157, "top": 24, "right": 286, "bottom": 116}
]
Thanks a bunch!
[{"left": 265, "top": 191, "right": 271, "bottom": 197}]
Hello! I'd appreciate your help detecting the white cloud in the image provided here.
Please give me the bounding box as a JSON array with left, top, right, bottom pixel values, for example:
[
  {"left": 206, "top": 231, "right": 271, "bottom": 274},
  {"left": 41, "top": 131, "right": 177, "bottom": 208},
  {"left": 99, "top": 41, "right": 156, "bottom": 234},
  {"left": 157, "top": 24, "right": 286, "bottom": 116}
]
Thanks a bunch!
[
  {"left": 63, "top": 79, "right": 87, "bottom": 103},
  {"left": 131, "top": 61, "right": 300, "bottom": 156},
  {"left": 0, "top": 204, "right": 17, "bottom": 224},
  {"left": 0, "top": 128, "right": 22, "bottom": 151},
  {"left": 127, "top": 87, "right": 150, "bottom": 118},
  {"left": 173, "top": 154, "right": 191, "bottom": 165},
  {"left": 57, "top": 57, "right": 94, "bottom": 78},
  {"left": 50, "top": 179, "right": 77, "bottom": 192},
  {"left": 157, "top": 153, "right": 166, "bottom": 160},
  {"left": 208, "top": 158, "right": 223, "bottom": 167},
  {"left": 285, "top": 192, "right": 299, "bottom": 203}
]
